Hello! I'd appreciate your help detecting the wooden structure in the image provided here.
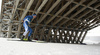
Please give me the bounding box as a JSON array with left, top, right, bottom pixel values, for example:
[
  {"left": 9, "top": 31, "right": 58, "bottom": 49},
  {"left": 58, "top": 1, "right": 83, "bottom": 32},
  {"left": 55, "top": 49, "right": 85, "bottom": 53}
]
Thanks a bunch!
[{"left": 0, "top": 0, "right": 100, "bottom": 44}]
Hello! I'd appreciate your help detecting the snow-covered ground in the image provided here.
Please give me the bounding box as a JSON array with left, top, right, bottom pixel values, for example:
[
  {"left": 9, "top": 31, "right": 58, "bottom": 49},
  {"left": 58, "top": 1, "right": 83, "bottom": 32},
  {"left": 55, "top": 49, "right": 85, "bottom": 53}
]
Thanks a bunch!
[
  {"left": 84, "top": 36, "right": 100, "bottom": 44},
  {"left": 0, "top": 38, "right": 100, "bottom": 55}
]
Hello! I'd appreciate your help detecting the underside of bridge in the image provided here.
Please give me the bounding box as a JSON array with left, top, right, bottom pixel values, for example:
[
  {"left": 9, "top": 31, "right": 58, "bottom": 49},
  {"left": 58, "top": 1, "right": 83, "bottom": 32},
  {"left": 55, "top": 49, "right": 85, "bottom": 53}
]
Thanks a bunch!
[{"left": 0, "top": 0, "right": 100, "bottom": 44}]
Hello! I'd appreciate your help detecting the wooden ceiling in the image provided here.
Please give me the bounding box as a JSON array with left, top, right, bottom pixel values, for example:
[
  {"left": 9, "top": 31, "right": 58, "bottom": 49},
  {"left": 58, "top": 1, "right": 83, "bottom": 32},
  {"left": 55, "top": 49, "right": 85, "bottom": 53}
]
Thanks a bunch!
[{"left": 1, "top": 0, "right": 100, "bottom": 31}]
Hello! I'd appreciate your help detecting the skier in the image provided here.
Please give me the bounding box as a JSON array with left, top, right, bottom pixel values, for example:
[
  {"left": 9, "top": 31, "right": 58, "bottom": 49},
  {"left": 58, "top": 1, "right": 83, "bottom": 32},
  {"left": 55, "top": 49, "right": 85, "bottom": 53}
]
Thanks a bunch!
[{"left": 21, "top": 14, "right": 36, "bottom": 41}]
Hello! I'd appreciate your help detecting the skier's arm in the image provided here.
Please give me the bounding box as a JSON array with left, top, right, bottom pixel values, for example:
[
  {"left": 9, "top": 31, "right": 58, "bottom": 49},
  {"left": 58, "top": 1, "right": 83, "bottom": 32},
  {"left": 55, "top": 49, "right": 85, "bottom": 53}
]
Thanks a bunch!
[{"left": 31, "top": 18, "right": 34, "bottom": 22}]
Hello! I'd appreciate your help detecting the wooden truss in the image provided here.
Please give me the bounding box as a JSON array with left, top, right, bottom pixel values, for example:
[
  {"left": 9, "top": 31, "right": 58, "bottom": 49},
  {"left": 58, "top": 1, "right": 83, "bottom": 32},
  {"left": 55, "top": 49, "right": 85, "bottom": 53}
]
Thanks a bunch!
[{"left": 0, "top": 0, "right": 100, "bottom": 44}]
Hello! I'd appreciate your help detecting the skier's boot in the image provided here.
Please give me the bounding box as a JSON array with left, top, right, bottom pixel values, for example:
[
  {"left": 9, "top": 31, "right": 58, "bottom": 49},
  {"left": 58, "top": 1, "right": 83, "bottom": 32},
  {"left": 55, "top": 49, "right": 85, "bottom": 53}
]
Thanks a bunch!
[
  {"left": 21, "top": 35, "right": 25, "bottom": 41},
  {"left": 28, "top": 36, "right": 32, "bottom": 41}
]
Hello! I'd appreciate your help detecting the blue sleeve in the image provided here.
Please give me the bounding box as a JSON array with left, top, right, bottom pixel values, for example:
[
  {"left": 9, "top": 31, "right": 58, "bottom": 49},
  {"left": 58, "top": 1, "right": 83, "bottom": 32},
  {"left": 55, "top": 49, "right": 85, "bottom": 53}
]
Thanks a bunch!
[
  {"left": 23, "top": 15, "right": 29, "bottom": 21},
  {"left": 23, "top": 18, "right": 26, "bottom": 21},
  {"left": 23, "top": 15, "right": 33, "bottom": 21}
]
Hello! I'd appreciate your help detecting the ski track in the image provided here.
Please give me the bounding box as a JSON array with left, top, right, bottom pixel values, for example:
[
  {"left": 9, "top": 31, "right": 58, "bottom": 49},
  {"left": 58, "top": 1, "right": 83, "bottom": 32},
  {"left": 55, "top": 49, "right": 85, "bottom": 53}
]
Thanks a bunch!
[{"left": 0, "top": 38, "right": 100, "bottom": 55}]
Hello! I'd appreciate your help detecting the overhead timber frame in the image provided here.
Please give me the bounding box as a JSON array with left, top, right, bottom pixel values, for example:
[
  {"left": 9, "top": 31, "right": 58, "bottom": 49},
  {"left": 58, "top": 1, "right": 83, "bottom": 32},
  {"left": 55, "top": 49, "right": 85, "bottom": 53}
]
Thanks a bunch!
[{"left": 0, "top": 0, "right": 100, "bottom": 44}]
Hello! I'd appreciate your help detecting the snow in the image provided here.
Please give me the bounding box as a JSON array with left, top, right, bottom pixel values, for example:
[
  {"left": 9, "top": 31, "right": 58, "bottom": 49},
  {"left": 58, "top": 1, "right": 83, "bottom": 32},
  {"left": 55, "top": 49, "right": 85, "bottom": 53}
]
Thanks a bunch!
[{"left": 0, "top": 38, "right": 100, "bottom": 55}]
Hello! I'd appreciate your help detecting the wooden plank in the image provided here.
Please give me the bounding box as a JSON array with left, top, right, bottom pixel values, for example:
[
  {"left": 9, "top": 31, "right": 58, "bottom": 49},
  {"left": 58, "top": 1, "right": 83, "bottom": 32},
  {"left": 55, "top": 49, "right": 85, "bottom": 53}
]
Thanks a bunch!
[
  {"left": 46, "top": 0, "right": 73, "bottom": 25},
  {"left": 38, "top": 0, "right": 61, "bottom": 23}
]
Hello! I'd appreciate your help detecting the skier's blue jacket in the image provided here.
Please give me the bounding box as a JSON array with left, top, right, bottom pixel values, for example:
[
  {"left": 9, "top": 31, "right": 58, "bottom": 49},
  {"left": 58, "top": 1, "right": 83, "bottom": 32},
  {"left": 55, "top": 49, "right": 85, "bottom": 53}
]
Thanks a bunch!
[{"left": 23, "top": 15, "right": 33, "bottom": 23}]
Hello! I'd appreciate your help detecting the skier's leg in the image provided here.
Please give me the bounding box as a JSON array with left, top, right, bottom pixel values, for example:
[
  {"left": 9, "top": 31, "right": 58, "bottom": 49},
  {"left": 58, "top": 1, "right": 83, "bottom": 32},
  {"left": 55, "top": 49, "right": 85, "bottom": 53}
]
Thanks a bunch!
[
  {"left": 28, "top": 27, "right": 33, "bottom": 37},
  {"left": 28, "top": 27, "right": 33, "bottom": 41},
  {"left": 23, "top": 21, "right": 29, "bottom": 36},
  {"left": 21, "top": 21, "right": 29, "bottom": 40}
]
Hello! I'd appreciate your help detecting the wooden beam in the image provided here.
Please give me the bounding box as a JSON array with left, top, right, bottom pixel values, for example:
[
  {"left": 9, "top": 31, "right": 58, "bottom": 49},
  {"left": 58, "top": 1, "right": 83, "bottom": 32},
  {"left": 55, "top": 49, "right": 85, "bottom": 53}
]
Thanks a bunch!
[
  {"left": 1, "top": 0, "right": 4, "bottom": 19},
  {"left": 38, "top": 0, "right": 61, "bottom": 24},
  {"left": 4, "top": 6, "right": 79, "bottom": 20},
  {"left": 46, "top": 28, "right": 52, "bottom": 42},
  {"left": 36, "top": 0, "right": 48, "bottom": 14},
  {"left": 40, "top": 27, "right": 46, "bottom": 40},
  {"left": 63, "top": 30, "right": 68, "bottom": 43},
  {"left": 53, "top": 0, "right": 86, "bottom": 26},
  {"left": 76, "top": 31, "right": 83, "bottom": 44},
  {"left": 8, "top": 0, "right": 20, "bottom": 38},
  {"left": 17, "top": 0, "right": 34, "bottom": 38},
  {"left": 80, "top": 31, "right": 87, "bottom": 43},
  {"left": 0, "top": 0, "right": 4, "bottom": 36},
  {"left": 46, "top": 0, "right": 73, "bottom": 25},
  {"left": 73, "top": 0, "right": 99, "bottom": 12},
  {"left": 75, "top": 11, "right": 99, "bottom": 29},
  {"left": 68, "top": 30, "right": 74, "bottom": 43},
  {"left": 88, "top": 24, "right": 100, "bottom": 30},
  {"left": 53, "top": 28, "right": 58, "bottom": 42},
  {"left": 38, "top": 0, "right": 53, "bottom": 22},
  {"left": 60, "top": 0, "right": 98, "bottom": 27},
  {"left": 20, "top": 0, "right": 34, "bottom": 20},
  {"left": 33, "top": 0, "right": 42, "bottom": 12},
  {"left": 33, "top": 26, "right": 38, "bottom": 39},
  {"left": 72, "top": 30, "right": 79, "bottom": 43},
  {"left": 83, "top": 15, "right": 100, "bottom": 29},
  {"left": 31, "top": 0, "right": 48, "bottom": 37}
]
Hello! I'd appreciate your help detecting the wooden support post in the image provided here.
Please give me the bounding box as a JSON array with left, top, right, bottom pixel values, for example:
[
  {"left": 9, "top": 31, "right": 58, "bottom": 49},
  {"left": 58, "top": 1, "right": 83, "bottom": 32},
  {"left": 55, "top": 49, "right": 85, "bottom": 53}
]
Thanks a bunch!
[
  {"left": 8, "top": 0, "right": 20, "bottom": 38},
  {"left": 80, "top": 31, "right": 87, "bottom": 43},
  {"left": 62, "top": 29, "right": 65, "bottom": 43},
  {"left": 58, "top": 30, "right": 61, "bottom": 43},
  {"left": 40, "top": 26, "right": 46, "bottom": 40},
  {"left": 33, "top": 26, "right": 38, "bottom": 39},
  {"left": 46, "top": 28, "right": 52, "bottom": 42},
  {"left": 66, "top": 30, "right": 71, "bottom": 43},
  {"left": 64, "top": 30, "right": 68, "bottom": 42},
  {"left": 76, "top": 31, "right": 83, "bottom": 44},
  {"left": 53, "top": 28, "right": 58, "bottom": 42},
  {"left": 69, "top": 30, "right": 74, "bottom": 43},
  {"left": 72, "top": 30, "right": 79, "bottom": 43}
]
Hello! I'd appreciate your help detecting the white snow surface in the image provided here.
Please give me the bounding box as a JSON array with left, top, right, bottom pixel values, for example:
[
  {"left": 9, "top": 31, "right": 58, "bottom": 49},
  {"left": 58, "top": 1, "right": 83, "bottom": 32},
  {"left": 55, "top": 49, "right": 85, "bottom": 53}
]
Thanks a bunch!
[{"left": 0, "top": 38, "right": 100, "bottom": 55}]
